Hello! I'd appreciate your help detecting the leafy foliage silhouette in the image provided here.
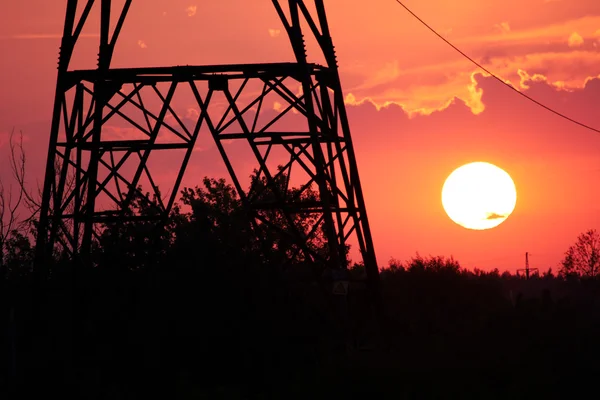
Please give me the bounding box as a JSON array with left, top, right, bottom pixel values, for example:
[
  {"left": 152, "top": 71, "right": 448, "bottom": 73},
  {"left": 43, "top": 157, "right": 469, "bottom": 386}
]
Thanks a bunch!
[
  {"left": 560, "top": 229, "right": 600, "bottom": 278},
  {"left": 2, "top": 167, "right": 600, "bottom": 397}
]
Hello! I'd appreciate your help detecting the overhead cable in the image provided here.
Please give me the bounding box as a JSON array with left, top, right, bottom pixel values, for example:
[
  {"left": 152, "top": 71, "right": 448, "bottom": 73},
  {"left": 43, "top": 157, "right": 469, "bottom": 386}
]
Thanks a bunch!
[{"left": 393, "top": 0, "right": 600, "bottom": 134}]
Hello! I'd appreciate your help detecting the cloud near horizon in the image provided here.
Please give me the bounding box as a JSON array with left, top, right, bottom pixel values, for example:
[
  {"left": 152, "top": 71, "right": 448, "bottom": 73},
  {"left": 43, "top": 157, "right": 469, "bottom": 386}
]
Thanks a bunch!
[{"left": 344, "top": 48, "right": 600, "bottom": 115}]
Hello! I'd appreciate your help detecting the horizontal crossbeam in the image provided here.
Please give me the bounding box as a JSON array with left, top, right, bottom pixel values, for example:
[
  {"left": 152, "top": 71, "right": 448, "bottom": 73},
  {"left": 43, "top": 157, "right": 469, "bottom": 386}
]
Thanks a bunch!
[
  {"left": 57, "top": 140, "right": 190, "bottom": 151},
  {"left": 65, "top": 63, "right": 329, "bottom": 86}
]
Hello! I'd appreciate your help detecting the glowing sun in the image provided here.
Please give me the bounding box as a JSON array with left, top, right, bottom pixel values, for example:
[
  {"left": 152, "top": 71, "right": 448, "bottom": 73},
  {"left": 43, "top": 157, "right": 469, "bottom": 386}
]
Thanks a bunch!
[{"left": 442, "top": 162, "right": 517, "bottom": 230}]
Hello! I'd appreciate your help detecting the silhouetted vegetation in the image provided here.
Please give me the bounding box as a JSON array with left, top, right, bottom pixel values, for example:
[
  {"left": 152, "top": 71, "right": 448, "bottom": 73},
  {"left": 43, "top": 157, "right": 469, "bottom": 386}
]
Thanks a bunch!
[
  {"left": 559, "top": 228, "right": 600, "bottom": 278},
  {"left": 2, "top": 175, "right": 600, "bottom": 399}
]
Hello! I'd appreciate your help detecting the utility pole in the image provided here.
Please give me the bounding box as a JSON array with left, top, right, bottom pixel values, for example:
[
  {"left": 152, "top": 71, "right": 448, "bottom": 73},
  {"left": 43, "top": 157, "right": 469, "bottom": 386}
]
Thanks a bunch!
[{"left": 517, "top": 252, "right": 538, "bottom": 279}]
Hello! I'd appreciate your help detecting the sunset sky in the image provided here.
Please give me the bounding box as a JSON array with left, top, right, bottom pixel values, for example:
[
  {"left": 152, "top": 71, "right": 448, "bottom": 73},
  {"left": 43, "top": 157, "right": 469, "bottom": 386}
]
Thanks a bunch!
[{"left": 1, "top": 0, "right": 600, "bottom": 272}]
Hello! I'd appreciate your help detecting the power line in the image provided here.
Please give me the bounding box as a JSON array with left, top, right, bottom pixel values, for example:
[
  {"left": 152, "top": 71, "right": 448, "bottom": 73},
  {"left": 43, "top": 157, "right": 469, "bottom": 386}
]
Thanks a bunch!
[{"left": 393, "top": 0, "right": 600, "bottom": 134}]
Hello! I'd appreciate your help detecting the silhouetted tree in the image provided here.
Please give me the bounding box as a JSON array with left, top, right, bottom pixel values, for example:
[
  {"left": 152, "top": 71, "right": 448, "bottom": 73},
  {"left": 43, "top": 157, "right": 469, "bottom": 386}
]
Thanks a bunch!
[
  {"left": 560, "top": 229, "right": 600, "bottom": 278},
  {"left": 174, "top": 168, "right": 329, "bottom": 271},
  {"left": 175, "top": 177, "right": 257, "bottom": 267},
  {"left": 94, "top": 167, "right": 329, "bottom": 275},
  {"left": 1, "top": 231, "right": 34, "bottom": 281},
  {"left": 247, "top": 167, "right": 329, "bottom": 265},
  {"left": 406, "top": 253, "right": 461, "bottom": 274},
  {"left": 0, "top": 130, "right": 37, "bottom": 276},
  {"left": 95, "top": 189, "right": 179, "bottom": 271},
  {"left": 543, "top": 268, "right": 555, "bottom": 280}
]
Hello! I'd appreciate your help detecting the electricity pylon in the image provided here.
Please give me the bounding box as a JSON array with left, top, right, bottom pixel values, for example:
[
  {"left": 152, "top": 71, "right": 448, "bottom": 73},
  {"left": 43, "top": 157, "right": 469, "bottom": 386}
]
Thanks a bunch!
[{"left": 35, "top": 0, "right": 380, "bottom": 293}]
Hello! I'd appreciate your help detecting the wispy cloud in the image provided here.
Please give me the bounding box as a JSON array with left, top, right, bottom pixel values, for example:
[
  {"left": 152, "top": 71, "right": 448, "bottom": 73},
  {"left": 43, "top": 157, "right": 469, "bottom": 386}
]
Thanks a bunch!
[
  {"left": 486, "top": 213, "right": 507, "bottom": 220},
  {"left": 344, "top": 68, "right": 486, "bottom": 117},
  {"left": 568, "top": 32, "right": 584, "bottom": 47},
  {"left": 102, "top": 126, "right": 147, "bottom": 141},
  {"left": 137, "top": 40, "right": 148, "bottom": 49},
  {"left": 343, "top": 15, "right": 600, "bottom": 116},
  {"left": 494, "top": 22, "right": 511, "bottom": 34},
  {"left": 186, "top": 5, "right": 198, "bottom": 17},
  {"left": 458, "top": 15, "right": 600, "bottom": 46},
  {"left": 268, "top": 28, "right": 281, "bottom": 38}
]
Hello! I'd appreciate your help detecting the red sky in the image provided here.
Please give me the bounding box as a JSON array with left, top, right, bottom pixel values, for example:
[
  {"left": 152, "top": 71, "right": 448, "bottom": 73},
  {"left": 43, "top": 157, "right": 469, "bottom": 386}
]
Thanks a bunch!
[{"left": 1, "top": 0, "right": 600, "bottom": 272}]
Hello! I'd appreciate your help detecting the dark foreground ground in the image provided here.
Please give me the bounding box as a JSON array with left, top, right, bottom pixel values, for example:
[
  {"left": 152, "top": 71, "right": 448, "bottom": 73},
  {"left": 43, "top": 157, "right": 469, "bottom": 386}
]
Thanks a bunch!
[{"left": 2, "top": 259, "right": 600, "bottom": 399}]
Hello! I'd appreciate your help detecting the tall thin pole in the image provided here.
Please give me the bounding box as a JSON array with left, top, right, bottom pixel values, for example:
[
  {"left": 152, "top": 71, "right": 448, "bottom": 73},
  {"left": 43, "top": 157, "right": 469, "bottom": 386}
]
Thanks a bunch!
[
  {"left": 518, "top": 252, "right": 537, "bottom": 280},
  {"left": 35, "top": 0, "right": 80, "bottom": 276}
]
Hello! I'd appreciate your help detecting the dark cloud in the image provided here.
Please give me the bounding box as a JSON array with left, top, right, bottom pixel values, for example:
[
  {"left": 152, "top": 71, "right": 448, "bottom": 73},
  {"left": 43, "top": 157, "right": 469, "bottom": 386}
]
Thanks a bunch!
[{"left": 486, "top": 212, "right": 507, "bottom": 220}]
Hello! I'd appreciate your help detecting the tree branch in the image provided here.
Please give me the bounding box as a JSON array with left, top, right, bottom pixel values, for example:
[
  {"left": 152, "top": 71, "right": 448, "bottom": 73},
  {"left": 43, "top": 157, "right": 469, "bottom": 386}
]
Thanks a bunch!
[{"left": 9, "top": 129, "right": 41, "bottom": 225}]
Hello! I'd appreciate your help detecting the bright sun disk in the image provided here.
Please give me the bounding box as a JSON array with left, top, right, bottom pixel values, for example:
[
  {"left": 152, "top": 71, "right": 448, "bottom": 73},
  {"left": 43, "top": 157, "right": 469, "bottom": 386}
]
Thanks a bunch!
[{"left": 441, "top": 162, "right": 517, "bottom": 230}]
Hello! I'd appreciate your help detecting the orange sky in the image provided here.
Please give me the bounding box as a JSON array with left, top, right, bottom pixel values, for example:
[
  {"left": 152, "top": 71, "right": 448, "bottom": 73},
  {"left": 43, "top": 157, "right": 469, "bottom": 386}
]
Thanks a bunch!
[{"left": 1, "top": 0, "right": 600, "bottom": 272}]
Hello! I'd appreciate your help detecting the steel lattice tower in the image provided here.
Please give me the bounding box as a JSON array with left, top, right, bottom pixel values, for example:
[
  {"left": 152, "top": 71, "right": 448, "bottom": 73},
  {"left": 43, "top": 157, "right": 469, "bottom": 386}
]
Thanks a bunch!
[{"left": 35, "top": 0, "right": 380, "bottom": 290}]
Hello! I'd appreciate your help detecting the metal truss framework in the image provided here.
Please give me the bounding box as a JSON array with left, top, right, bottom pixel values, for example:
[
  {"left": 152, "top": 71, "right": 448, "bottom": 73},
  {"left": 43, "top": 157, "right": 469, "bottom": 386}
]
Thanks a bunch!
[{"left": 36, "top": 0, "right": 380, "bottom": 289}]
